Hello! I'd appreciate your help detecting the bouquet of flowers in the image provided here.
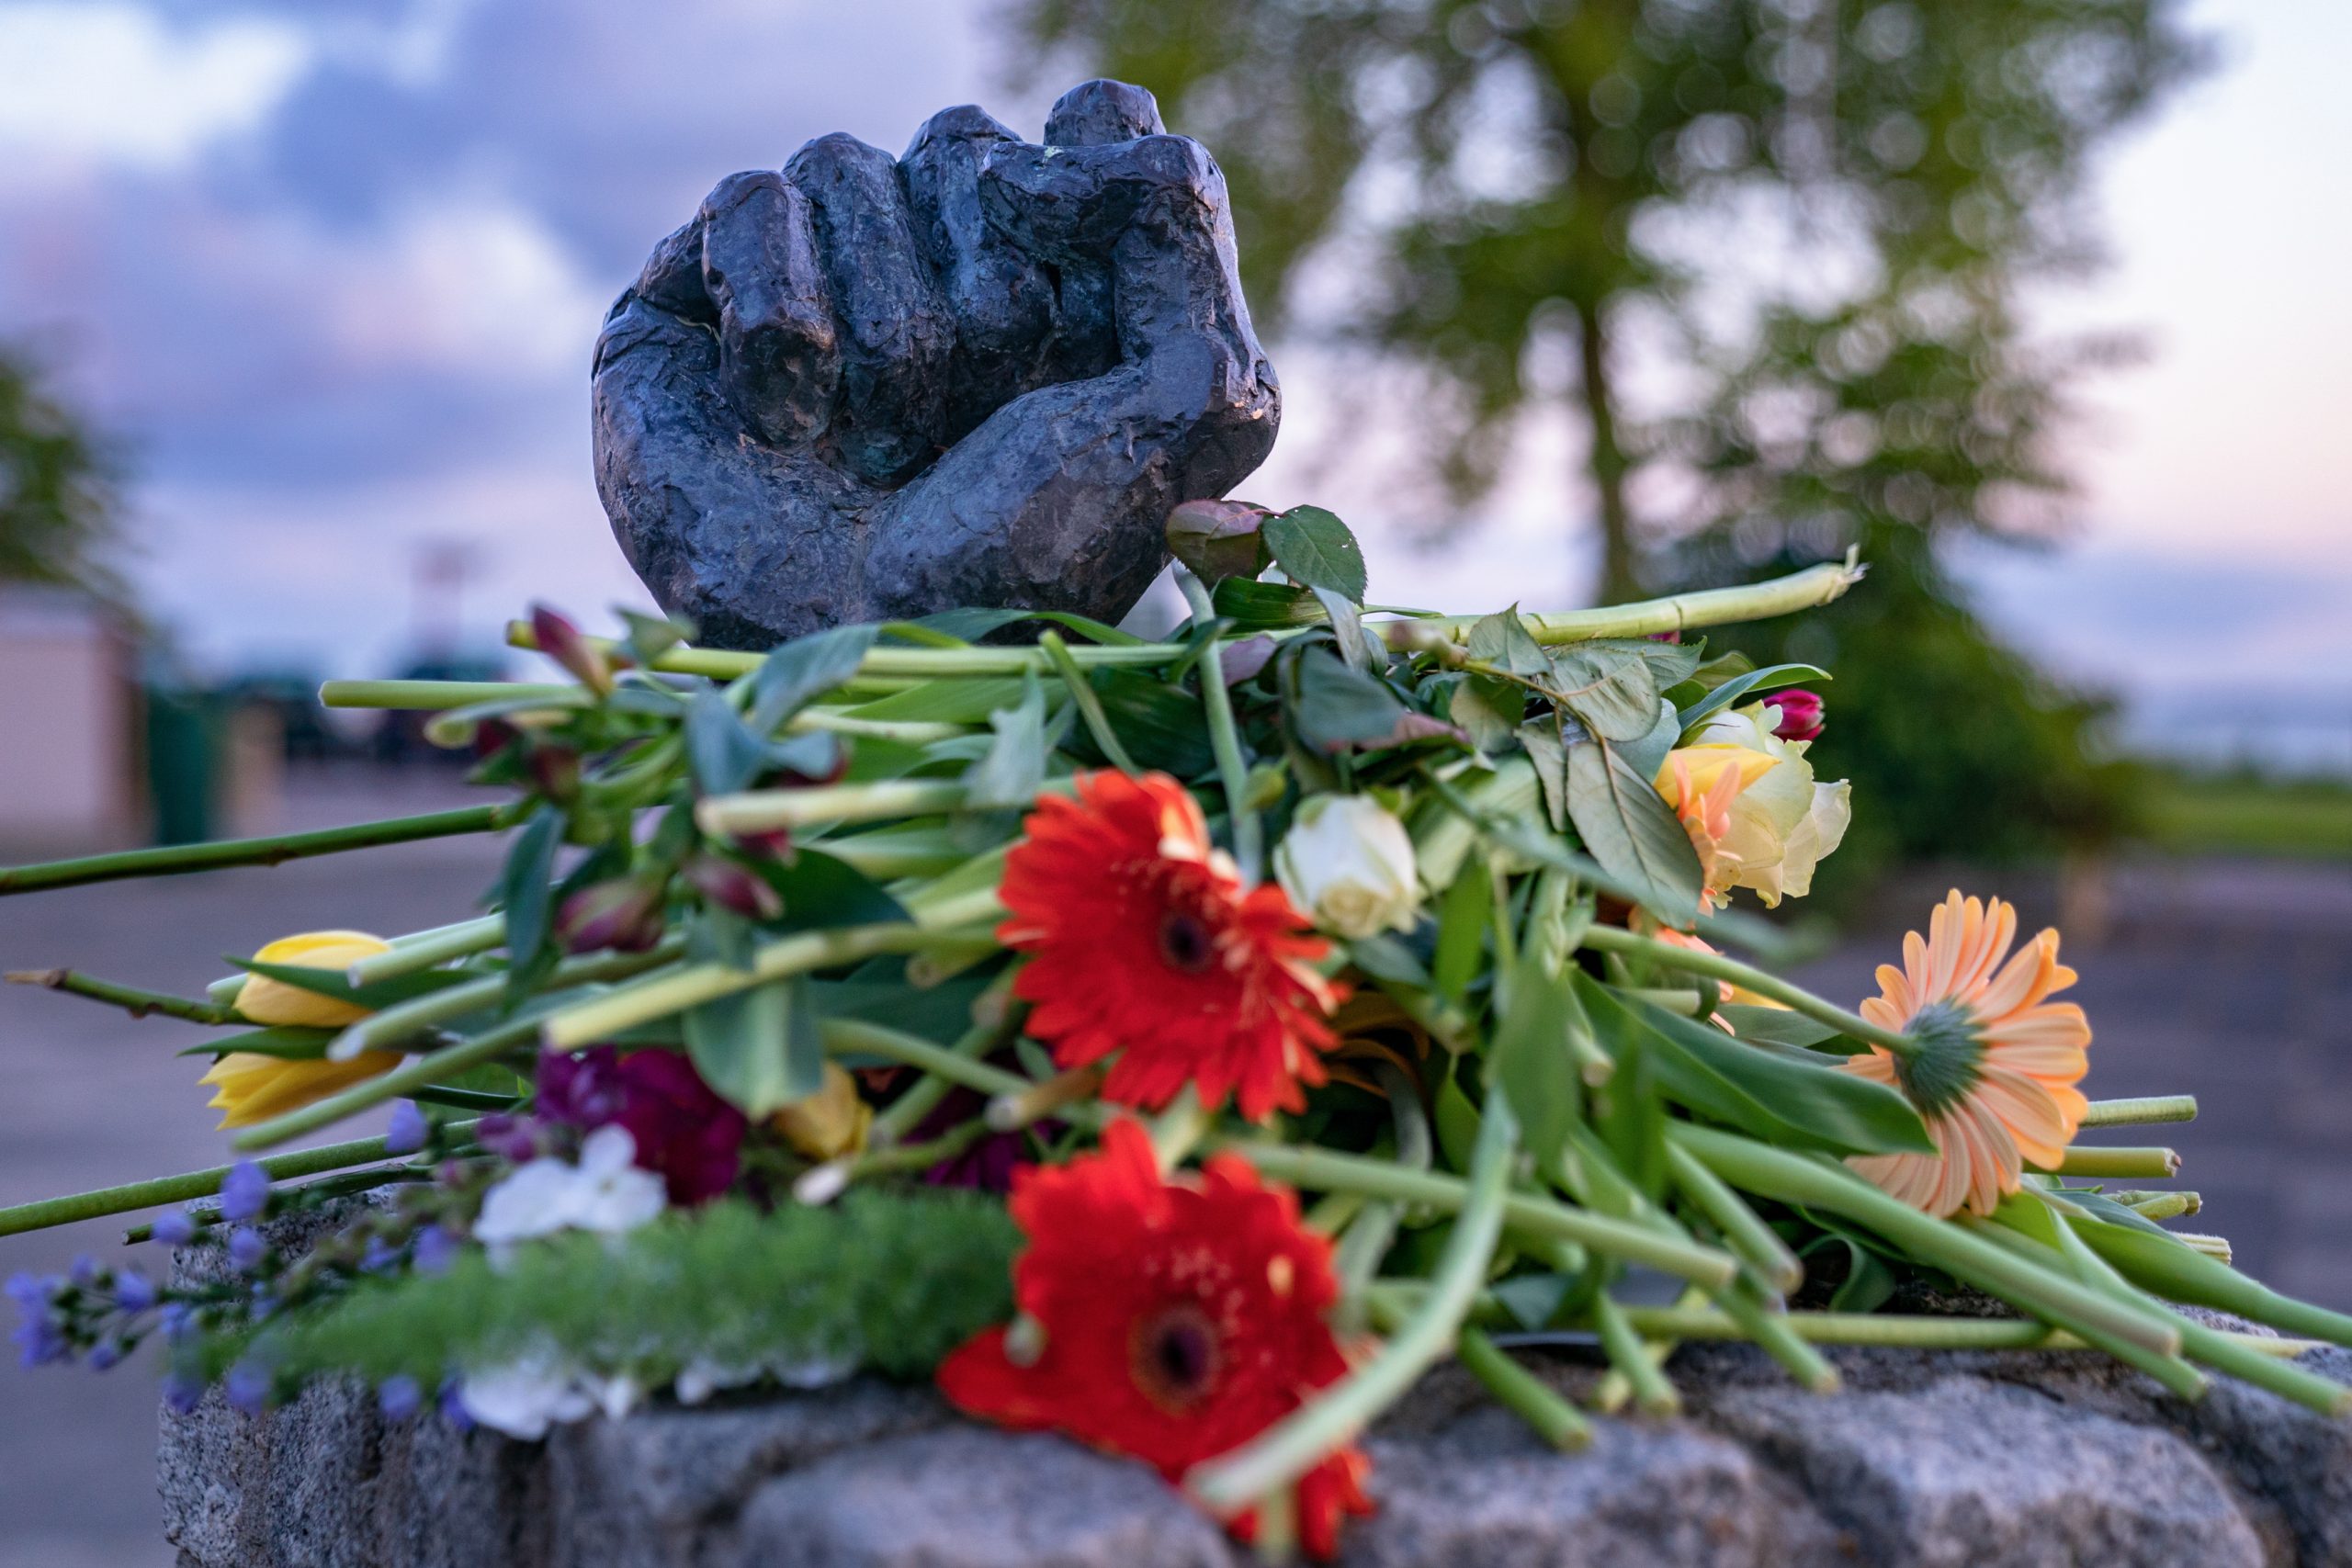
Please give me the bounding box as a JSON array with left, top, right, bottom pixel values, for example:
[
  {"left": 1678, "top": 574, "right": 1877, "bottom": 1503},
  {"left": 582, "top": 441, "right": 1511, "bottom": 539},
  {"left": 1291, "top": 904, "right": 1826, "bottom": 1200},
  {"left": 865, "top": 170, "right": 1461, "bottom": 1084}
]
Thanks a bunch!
[{"left": 6, "top": 502, "right": 2345, "bottom": 1560}]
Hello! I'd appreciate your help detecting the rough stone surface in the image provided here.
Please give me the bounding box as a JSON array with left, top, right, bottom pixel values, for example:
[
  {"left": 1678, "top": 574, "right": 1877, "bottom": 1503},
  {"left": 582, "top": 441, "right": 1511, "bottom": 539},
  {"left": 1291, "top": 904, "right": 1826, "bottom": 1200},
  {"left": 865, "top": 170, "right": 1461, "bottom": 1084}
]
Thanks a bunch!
[
  {"left": 161, "top": 1322, "right": 2352, "bottom": 1568},
  {"left": 592, "top": 77, "right": 1281, "bottom": 649}
]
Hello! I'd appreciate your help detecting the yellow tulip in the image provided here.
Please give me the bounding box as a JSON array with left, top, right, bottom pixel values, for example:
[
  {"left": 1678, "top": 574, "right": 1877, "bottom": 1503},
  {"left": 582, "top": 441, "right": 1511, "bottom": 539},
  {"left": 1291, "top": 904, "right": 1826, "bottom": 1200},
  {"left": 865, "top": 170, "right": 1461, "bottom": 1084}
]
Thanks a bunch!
[
  {"left": 233, "top": 931, "right": 394, "bottom": 1028},
  {"left": 770, "top": 1063, "right": 873, "bottom": 1162},
  {"left": 199, "top": 1050, "right": 404, "bottom": 1129}
]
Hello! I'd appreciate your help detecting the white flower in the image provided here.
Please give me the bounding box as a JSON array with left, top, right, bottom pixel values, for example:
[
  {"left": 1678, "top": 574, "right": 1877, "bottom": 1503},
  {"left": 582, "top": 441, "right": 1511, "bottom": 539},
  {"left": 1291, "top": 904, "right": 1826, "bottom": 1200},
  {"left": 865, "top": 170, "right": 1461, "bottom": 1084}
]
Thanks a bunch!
[
  {"left": 1274, "top": 795, "right": 1421, "bottom": 939},
  {"left": 472, "top": 1126, "right": 666, "bottom": 1250},
  {"left": 458, "top": 1356, "right": 596, "bottom": 1439}
]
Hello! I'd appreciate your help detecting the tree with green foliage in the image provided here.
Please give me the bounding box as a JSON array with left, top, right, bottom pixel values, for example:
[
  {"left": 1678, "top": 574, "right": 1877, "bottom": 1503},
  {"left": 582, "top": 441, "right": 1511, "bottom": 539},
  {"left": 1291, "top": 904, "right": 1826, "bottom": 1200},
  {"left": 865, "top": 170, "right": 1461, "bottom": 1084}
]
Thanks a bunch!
[
  {"left": 1012, "top": 0, "right": 2202, "bottom": 868},
  {"left": 0, "top": 345, "right": 122, "bottom": 599}
]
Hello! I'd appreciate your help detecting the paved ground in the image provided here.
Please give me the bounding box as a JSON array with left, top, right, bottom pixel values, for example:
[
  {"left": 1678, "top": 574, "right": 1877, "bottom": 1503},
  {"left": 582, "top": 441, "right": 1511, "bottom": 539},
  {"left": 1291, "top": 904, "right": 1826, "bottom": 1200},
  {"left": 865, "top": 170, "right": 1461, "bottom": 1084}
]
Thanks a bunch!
[{"left": 0, "top": 771, "right": 2344, "bottom": 1567}]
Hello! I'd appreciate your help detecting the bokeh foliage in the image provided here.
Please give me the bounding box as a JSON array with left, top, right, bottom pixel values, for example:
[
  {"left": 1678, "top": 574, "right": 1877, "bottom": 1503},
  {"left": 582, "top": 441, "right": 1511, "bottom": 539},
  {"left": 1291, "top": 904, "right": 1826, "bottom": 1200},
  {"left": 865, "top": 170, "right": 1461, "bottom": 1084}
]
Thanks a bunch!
[
  {"left": 0, "top": 344, "right": 122, "bottom": 600},
  {"left": 1010, "top": 0, "right": 2203, "bottom": 872}
]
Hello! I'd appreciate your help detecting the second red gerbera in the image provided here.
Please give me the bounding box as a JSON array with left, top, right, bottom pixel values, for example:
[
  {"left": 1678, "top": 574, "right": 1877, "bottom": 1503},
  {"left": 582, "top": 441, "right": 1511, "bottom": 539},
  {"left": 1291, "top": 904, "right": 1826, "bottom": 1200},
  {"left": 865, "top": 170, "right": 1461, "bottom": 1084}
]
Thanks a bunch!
[
  {"left": 997, "top": 770, "right": 1344, "bottom": 1121},
  {"left": 938, "top": 1120, "right": 1374, "bottom": 1558}
]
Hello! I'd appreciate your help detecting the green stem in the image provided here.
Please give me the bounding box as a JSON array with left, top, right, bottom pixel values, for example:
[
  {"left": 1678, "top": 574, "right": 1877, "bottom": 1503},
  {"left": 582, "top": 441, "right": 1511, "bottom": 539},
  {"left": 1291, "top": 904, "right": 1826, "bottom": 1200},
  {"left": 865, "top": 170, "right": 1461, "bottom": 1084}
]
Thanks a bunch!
[
  {"left": 509, "top": 619, "right": 1173, "bottom": 680},
  {"left": 870, "top": 983, "right": 1023, "bottom": 1142},
  {"left": 1381, "top": 557, "right": 1863, "bottom": 652},
  {"left": 1039, "top": 630, "right": 1141, "bottom": 773},
  {"left": 2046, "top": 1146, "right": 2180, "bottom": 1179},
  {"left": 0, "top": 1125, "right": 475, "bottom": 1238},
  {"left": 323, "top": 680, "right": 967, "bottom": 746},
  {"left": 2079, "top": 1096, "right": 2198, "bottom": 1128},
  {"left": 541, "top": 897, "right": 998, "bottom": 1051},
  {"left": 1189, "top": 1093, "right": 1519, "bottom": 1514},
  {"left": 5, "top": 967, "right": 243, "bottom": 1025},
  {"left": 820, "top": 1018, "right": 1043, "bottom": 1106},
  {"left": 695, "top": 779, "right": 975, "bottom": 837},
  {"left": 1581, "top": 926, "right": 1916, "bottom": 1058},
  {"left": 1665, "top": 1141, "right": 1803, "bottom": 1293},
  {"left": 1175, "top": 570, "right": 1262, "bottom": 884},
  {"left": 233, "top": 1013, "right": 546, "bottom": 1150},
  {"left": 1457, "top": 1326, "right": 1592, "bottom": 1450},
  {"left": 346, "top": 916, "right": 506, "bottom": 986},
  {"left": 326, "top": 935, "right": 686, "bottom": 1064},
  {"left": 1708, "top": 1281, "right": 1840, "bottom": 1392},
  {"left": 1672, "top": 1124, "right": 2207, "bottom": 1393},
  {"left": 1222, "top": 1141, "right": 1736, "bottom": 1287},
  {"left": 0, "top": 805, "right": 519, "bottom": 896},
  {"left": 1611, "top": 1305, "right": 2315, "bottom": 1356},
  {"left": 1592, "top": 1291, "right": 1681, "bottom": 1414}
]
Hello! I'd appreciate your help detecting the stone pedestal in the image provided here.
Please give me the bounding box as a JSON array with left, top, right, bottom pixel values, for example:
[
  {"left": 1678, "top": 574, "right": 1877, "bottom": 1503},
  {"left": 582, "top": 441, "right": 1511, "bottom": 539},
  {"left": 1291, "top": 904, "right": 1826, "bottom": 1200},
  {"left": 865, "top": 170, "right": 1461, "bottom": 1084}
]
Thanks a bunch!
[{"left": 160, "top": 1316, "right": 2352, "bottom": 1567}]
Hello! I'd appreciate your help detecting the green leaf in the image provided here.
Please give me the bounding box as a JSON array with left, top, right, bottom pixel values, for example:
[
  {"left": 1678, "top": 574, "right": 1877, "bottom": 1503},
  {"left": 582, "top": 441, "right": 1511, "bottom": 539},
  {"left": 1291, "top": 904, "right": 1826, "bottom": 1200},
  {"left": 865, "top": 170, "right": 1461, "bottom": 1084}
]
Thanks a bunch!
[
  {"left": 1518, "top": 721, "right": 1567, "bottom": 830},
  {"left": 1448, "top": 675, "right": 1525, "bottom": 752},
  {"left": 1616, "top": 698, "right": 1682, "bottom": 786},
  {"left": 751, "top": 625, "right": 878, "bottom": 732},
  {"left": 175, "top": 1024, "right": 339, "bottom": 1061},
  {"left": 1544, "top": 644, "right": 1661, "bottom": 743},
  {"left": 1262, "top": 504, "right": 1368, "bottom": 603},
  {"left": 495, "top": 805, "right": 565, "bottom": 999},
  {"left": 1211, "top": 577, "right": 1326, "bottom": 630},
  {"left": 1465, "top": 607, "right": 1550, "bottom": 677},
  {"left": 685, "top": 689, "right": 771, "bottom": 795},
  {"left": 684, "top": 976, "right": 823, "bottom": 1115},
  {"left": 1430, "top": 858, "right": 1493, "bottom": 1007},
  {"left": 225, "top": 959, "right": 485, "bottom": 1014},
  {"left": 1579, "top": 976, "right": 1933, "bottom": 1156},
  {"left": 1563, "top": 739, "right": 1704, "bottom": 927},
  {"left": 1433, "top": 1063, "right": 1484, "bottom": 1173},
  {"left": 908, "top": 608, "right": 1143, "bottom": 646},
  {"left": 1312, "top": 586, "right": 1375, "bottom": 670},
  {"left": 1346, "top": 932, "right": 1430, "bottom": 987},
  {"left": 844, "top": 676, "right": 1025, "bottom": 725},
  {"left": 1717, "top": 1004, "right": 1849, "bottom": 1051},
  {"left": 962, "top": 673, "right": 1051, "bottom": 809},
  {"left": 754, "top": 849, "right": 911, "bottom": 934},
  {"left": 1487, "top": 960, "right": 1580, "bottom": 1168},
  {"left": 618, "top": 607, "right": 691, "bottom": 665},
  {"left": 1674, "top": 663, "right": 1831, "bottom": 736},
  {"left": 1081, "top": 671, "right": 1215, "bottom": 777},
  {"left": 1577, "top": 637, "right": 1703, "bottom": 688},
  {"left": 1289, "top": 648, "right": 1407, "bottom": 752}
]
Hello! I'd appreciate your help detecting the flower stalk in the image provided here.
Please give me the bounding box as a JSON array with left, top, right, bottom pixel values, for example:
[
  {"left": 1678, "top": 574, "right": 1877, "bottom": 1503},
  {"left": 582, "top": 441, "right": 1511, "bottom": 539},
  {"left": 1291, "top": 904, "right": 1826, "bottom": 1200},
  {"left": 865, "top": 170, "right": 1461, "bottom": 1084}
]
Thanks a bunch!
[
  {"left": 2079, "top": 1096, "right": 2199, "bottom": 1128},
  {"left": 1581, "top": 925, "right": 1917, "bottom": 1058},
  {"left": 1175, "top": 570, "right": 1263, "bottom": 884},
  {"left": 5, "top": 968, "right": 243, "bottom": 1026},
  {"left": 0, "top": 804, "right": 520, "bottom": 897}
]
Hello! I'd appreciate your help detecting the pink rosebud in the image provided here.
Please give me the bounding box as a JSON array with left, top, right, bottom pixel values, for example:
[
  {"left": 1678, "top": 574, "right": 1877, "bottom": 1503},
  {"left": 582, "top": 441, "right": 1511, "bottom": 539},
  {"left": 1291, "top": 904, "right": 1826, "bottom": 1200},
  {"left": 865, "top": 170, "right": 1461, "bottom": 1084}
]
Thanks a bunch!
[
  {"left": 530, "top": 604, "right": 615, "bottom": 696},
  {"left": 682, "top": 853, "right": 784, "bottom": 922},
  {"left": 1165, "top": 499, "right": 1272, "bottom": 585},
  {"left": 1647, "top": 629, "right": 1683, "bottom": 644},
  {"left": 555, "top": 876, "right": 668, "bottom": 954},
  {"left": 729, "top": 828, "right": 797, "bottom": 863},
  {"left": 1769, "top": 689, "right": 1825, "bottom": 742}
]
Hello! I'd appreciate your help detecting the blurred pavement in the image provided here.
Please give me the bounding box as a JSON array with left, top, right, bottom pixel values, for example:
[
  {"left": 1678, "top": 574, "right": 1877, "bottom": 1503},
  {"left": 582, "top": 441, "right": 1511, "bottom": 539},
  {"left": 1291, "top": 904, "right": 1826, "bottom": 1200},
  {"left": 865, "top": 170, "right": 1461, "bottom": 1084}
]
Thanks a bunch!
[{"left": 0, "top": 771, "right": 2345, "bottom": 1566}]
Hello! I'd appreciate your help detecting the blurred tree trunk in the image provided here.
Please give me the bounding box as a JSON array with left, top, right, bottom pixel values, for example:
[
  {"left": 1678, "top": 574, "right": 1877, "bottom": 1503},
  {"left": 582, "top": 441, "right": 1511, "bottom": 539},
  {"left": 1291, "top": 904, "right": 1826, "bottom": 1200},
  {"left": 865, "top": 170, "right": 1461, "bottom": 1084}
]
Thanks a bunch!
[{"left": 1572, "top": 296, "right": 1636, "bottom": 603}]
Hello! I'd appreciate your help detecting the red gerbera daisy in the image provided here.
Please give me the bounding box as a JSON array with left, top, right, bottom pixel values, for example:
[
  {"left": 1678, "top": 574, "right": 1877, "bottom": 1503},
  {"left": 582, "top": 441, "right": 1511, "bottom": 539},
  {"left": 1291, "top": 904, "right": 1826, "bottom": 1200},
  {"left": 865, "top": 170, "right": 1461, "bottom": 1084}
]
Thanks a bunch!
[
  {"left": 938, "top": 1121, "right": 1374, "bottom": 1559},
  {"left": 997, "top": 770, "right": 1343, "bottom": 1121}
]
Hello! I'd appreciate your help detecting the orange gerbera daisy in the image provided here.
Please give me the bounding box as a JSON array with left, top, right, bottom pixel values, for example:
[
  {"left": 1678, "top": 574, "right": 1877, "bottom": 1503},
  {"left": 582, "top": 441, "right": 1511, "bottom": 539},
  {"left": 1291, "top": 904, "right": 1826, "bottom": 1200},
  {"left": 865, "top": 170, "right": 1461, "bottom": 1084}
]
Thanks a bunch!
[
  {"left": 1842, "top": 890, "right": 2093, "bottom": 1217},
  {"left": 997, "top": 771, "right": 1344, "bottom": 1121},
  {"left": 938, "top": 1121, "right": 1374, "bottom": 1559}
]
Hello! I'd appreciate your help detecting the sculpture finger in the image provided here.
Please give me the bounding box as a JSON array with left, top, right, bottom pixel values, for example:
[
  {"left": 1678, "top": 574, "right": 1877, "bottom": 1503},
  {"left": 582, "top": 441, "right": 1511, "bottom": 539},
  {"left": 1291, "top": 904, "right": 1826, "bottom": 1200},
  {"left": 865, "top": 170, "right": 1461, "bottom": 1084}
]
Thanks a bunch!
[
  {"left": 593, "top": 294, "right": 874, "bottom": 648},
  {"left": 700, "top": 171, "right": 841, "bottom": 448},
  {"left": 1044, "top": 78, "right": 1165, "bottom": 147},
  {"left": 899, "top": 105, "right": 1061, "bottom": 441},
  {"left": 785, "top": 133, "right": 956, "bottom": 486}
]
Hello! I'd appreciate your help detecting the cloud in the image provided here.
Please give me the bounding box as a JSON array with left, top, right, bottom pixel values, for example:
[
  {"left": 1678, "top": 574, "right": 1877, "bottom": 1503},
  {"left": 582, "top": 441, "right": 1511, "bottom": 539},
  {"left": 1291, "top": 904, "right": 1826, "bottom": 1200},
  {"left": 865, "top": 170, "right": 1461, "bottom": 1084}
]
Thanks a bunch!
[{"left": 0, "top": 3, "right": 312, "bottom": 171}]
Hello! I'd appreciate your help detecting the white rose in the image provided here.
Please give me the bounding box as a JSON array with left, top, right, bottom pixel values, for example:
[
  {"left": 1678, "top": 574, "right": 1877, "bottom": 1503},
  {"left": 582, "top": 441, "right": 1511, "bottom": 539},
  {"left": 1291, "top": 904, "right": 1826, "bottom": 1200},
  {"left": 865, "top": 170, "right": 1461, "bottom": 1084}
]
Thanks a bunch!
[{"left": 1274, "top": 795, "right": 1421, "bottom": 939}]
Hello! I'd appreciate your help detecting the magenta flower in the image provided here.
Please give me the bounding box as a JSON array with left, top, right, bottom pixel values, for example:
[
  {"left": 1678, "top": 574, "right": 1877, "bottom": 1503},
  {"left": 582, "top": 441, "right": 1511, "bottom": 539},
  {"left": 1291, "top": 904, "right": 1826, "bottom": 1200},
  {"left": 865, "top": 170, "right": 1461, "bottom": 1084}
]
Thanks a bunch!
[
  {"left": 536, "top": 1048, "right": 746, "bottom": 1205},
  {"left": 1769, "top": 689, "right": 1826, "bottom": 742}
]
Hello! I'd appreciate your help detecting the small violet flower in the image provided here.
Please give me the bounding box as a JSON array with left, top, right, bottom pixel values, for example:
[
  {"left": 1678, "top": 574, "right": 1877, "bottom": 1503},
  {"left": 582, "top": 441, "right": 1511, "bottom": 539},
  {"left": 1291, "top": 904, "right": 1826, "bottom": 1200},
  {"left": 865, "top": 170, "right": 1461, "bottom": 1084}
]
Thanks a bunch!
[
  {"left": 159, "top": 1303, "right": 198, "bottom": 1344},
  {"left": 150, "top": 1208, "right": 198, "bottom": 1248},
  {"left": 227, "top": 1227, "right": 267, "bottom": 1275},
  {"left": 86, "top": 1340, "right": 124, "bottom": 1372},
  {"left": 384, "top": 1100, "right": 430, "bottom": 1156},
  {"left": 220, "top": 1161, "right": 272, "bottom": 1224},
  {"left": 224, "top": 1360, "right": 272, "bottom": 1415},
  {"left": 163, "top": 1371, "right": 205, "bottom": 1414},
  {"left": 378, "top": 1374, "right": 424, "bottom": 1422},
  {"left": 412, "top": 1225, "right": 459, "bottom": 1276},
  {"left": 113, "top": 1270, "right": 157, "bottom": 1314}
]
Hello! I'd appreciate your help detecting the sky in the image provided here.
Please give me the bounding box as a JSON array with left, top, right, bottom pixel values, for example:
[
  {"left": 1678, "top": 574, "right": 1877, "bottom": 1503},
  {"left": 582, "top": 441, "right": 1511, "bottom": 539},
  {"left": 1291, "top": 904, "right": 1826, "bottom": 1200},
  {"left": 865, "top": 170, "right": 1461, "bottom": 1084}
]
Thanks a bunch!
[{"left": 0, "top": 0, "right": 2344, "bottom": 770}]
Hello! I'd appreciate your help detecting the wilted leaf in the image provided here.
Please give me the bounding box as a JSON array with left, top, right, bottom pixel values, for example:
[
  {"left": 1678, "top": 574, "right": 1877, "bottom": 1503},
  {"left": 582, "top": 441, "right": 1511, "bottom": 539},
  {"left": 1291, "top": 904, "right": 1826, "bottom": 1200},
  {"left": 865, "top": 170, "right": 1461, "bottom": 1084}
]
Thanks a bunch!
[
  {"left": 1545, "top": 645, "right": 1662, "bottom": 743},
  {"left": 1449, "top": 675, "right": 1525, "bottom": 752},
  {"left": 1465, "top": 607, "right": 1551, "bottom": 677},
  {"left": 1519, "top": 720, "right": 1567, "bottom": 831}
]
